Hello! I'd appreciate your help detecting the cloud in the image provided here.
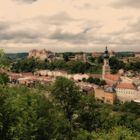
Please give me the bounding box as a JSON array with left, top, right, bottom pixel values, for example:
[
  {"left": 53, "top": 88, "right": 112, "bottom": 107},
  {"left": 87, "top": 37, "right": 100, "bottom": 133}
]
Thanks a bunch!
[
  {"left": 0, "top": 31, "right": 40, "bottom": 41},
  {"left": 111, "top": 0, "right": 140, "bottom": 8},
  {"left": 0, "top": 12, "right": 78, "bottom": 44},
  {"left": 0, "top": 1, "right": 140, "bottom": 52},
  {"left": 74, "top": 3, "right": 94, "bottom": 10},
  {"left": 13, "top": 0, "right": 38, "bottom": 4},
  {"left": 0, "top": 22, "right": 43, "bottom": 43},
  {"left": 0, "top": 21, "right": 12, "bottom": 32},
  {"left": 49, "top": 29, "right": 89, "bottom": 44},
  {"left": 127, "top": 19, "right": 140, "bottom": 33},
  {"left": 32, "top": 12, "right": 79, "bottom": 26},
  {"left": 48, "top": 24, "right": 105, "bottom": 44}
]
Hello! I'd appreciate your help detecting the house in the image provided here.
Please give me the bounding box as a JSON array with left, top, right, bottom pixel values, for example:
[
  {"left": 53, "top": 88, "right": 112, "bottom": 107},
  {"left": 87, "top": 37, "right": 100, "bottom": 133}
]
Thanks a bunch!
[
  {"left": 125, "top": 70, "right": 136, "bottom": 77},
  {"left": 75, "top": 53, "right": 87, "bottom": 62},
  {"left": 135, "top": 52, "right": 140, "bottom": 58},
  {"left": 116, "top": 83, "right": 140, "bottom": 102},
  {"left": 73, "top": 74, "right": 89, "bottom": 81},
  {"left": 120, "top": 76, "right": 133, "bottom": 84},
  {"left": 89, "top": 74, "right": 102, "bottom": 79},
  {"left": 94, "top": 88, "right": 116, "bottom": 104},
  {"left": 104, "top": 74, "right": 121, "bottom": 85},
  {"left": 76, "top": 82, "right": 97, "bottom": 95},
  {"left": 35, "top": 70, "right": 49, "bottom": 76}
]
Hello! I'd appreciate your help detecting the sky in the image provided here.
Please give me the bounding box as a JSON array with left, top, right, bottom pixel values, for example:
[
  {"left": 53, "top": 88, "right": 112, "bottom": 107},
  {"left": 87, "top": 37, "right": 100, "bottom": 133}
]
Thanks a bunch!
[{"left": 0, "top": 0, "right": 140, "bottom": 53}]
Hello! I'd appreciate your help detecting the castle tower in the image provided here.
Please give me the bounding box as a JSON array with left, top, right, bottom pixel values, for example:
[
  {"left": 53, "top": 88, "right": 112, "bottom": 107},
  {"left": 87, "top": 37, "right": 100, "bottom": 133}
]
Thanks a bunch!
[{"left": 102, "top": 46, "right": 110, "bottom": 79}]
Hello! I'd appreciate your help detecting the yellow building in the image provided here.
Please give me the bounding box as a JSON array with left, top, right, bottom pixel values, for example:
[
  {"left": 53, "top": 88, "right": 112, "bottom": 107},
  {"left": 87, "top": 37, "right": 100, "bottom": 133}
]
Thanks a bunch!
[{"left": 94, "top": 88, "right": 116, "bottom": 104}]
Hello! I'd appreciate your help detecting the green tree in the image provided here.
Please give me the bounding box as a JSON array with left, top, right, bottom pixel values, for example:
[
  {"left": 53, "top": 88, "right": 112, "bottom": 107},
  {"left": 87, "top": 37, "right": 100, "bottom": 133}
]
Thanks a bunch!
[
  {"left": 0, "top": 49, "right": 11, "bottom": 68},
  {"left": 0, "top": 73, "right": 9, "bottom": 85},
  {"left": 0, "top": 86, "right": 68, "bottom": 140},
  {"left": 86, "top": 77, "right": 106, "bottom": 86},
  {"left": 88, "top": 57, "right": 95, "bottom": 63},
  {"left": 92, "top": 126, "right": 140, "bottom": 140},
  {"left": 97, "top": 56, "right": 103, "bottom": 64},
  {"left": 51, "top": 77, "right": 82, "bottom": 139},
  {"left": 77, "top": 96, "right": 102, "bottom": 132},
  {"left": 67, "top": 61, "right": 90, "bottom": 74},
  {"left": 109, "top": 57, "right": 125, "bottom": 74}
]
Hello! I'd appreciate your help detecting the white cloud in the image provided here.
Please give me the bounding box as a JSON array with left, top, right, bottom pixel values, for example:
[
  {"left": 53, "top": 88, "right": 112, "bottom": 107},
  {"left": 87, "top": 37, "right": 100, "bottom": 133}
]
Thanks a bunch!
[{"left": 0, "top": 0, "right": 140, "bottom": 52}]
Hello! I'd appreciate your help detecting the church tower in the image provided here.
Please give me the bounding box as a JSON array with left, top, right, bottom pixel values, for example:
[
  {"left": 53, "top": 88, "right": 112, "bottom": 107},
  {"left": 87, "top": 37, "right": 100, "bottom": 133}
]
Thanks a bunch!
[{"left": 102, "top": 46, "right": 110, "bottom": 79}]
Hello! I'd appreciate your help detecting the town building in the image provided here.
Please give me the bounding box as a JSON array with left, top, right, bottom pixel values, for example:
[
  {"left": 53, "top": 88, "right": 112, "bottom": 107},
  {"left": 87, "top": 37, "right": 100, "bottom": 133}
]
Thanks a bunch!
[
  {"left": 75, "top": 53, "right": 87, "bottom": 62},
  {"left": 116, "top": 83, "right": 140, "bottom": 102},
  {"left": 94, "top": 88, "right": 116, "bottom": 104},
  {"left": 28, "top": 49, "right": 55, "bottom": 61},
  {"left": 76, "top": 82, "right": 97, "bottom": 95},
  {"left": 101, "top": 46, "right": 140, "bottom": 103},
  {"left": 104, "top": 74, "right": 121, "bottom": 85},
  {"left": 135, "top": 52, "right": 140, "bottom": 58}
]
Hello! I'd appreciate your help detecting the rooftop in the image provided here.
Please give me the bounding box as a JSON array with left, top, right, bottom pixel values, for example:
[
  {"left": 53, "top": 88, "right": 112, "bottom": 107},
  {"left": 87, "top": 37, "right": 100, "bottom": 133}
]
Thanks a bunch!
[
  {"left": 117, "top": 83, "right": 136, "bottom": 90},
  {"left": 104, "top": 74, "right": 120, "bottom": 81}
]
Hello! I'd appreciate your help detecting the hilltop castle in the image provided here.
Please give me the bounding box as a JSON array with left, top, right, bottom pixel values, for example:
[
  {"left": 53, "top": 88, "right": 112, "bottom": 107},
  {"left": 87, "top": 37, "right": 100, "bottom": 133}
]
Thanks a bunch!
[{"left": 28, "top": 49, "right": 55, "bottom": 62}]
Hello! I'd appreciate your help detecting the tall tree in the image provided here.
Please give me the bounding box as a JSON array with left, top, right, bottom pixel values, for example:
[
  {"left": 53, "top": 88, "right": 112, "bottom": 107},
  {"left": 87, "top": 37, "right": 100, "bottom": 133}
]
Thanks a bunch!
[{"left": 51, "top": 77, "right": 82, "bottom": 139}]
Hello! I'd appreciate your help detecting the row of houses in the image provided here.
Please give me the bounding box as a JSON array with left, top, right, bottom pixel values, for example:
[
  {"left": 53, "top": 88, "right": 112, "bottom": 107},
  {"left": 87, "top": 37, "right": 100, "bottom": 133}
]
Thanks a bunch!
[
  {"left": 8, "top": 72, "right": 55, "bottom": 87},
  {"left": 102, "top": 72, "right": 140, "bottom": 103},
  {"left": 8, "top": 70, "right": 140, "bottom": 104},
  {"left": 35, "top": 70, "right": 102, "bottom": 81}
]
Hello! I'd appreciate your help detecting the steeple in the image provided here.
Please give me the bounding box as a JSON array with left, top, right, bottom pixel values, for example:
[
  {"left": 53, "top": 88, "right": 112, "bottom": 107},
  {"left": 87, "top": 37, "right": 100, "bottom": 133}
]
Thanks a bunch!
[
  {"left": 104, "top": 46, "right": 109, "bottom": 59},
  {"left": 102, "top": 46, "right": 110, "bottom": 79}
]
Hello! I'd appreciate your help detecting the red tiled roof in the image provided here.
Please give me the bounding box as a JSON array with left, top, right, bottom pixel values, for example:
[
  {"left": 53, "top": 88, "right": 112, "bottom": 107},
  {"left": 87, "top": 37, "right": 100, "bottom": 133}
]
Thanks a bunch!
[
  {"left": 89, "top": 74, "right": 102, "bottom": 79},
  {"left": 117, "top": 83, "right": 136, "bottom": 90},
  {"left": 104, "top": 74, "right": 120, "bottom": 81}
]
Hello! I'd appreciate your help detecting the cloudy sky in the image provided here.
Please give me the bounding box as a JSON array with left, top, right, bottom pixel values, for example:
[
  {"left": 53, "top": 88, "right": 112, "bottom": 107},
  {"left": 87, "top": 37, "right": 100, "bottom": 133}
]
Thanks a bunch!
[{"left": 0, "top": 0, "right": 140, "bottom": 53}]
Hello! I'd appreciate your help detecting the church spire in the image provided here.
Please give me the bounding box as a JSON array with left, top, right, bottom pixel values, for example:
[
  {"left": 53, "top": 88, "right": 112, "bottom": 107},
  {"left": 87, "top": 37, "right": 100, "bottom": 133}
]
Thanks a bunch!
[
  {"left": 104, "top": 46, "right": 109, "bottom": 59},
  {"left": 102, "top": 46, "right": 110, "bottom": 79}
]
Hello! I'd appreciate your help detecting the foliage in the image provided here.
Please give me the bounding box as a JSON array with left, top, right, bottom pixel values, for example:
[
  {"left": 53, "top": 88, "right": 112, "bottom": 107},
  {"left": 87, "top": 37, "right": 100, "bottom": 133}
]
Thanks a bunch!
[
  {"left": 48, "top": 60, "right": 67, "bottom": 70},
  {"left": 85, "top": 77, "right": 106, "bottom": 86},
  {"left": 97, "top": 56, "right": 104, "bottom": 64},
  {"left": 92, "top": 126, "right": 140, "bottom": 140},
  {"left": 0, "top": 78, "right": 139, "bottom": 139},
  {"left": 125, "top": 61, "right": 140, "bottom": 72},
  {"left": 0, "top": 86, "right": 69, "bottom": 140},
  {"left": 0, "top": 49, "right": 11, "bottom": 68},
  {"left": 88, "top": 56, "right": 95, "bottom": 63},
  {"left": 11, "top": 58, "right": 47, "bottom": 73},
  {"left": 11, "top": 57, "right": 102, "bottom": 74},
  {"left": 51, "top": 77, "right": 82, "bottom": 139},
  {"left": 67, "top": 61, "right": 91, "bottom": 74},
  {"left": 109, "top": 57, "right": 125, "bottom": 74},
  {"left": 0, "top": 73, "right": 9, "bottom": 85}
]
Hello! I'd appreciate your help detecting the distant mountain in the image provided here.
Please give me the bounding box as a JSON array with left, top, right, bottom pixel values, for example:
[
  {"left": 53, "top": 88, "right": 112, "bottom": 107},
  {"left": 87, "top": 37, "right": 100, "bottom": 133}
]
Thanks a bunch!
[{"left": 6, "top": 52, "right": 28, "bottom": 61}]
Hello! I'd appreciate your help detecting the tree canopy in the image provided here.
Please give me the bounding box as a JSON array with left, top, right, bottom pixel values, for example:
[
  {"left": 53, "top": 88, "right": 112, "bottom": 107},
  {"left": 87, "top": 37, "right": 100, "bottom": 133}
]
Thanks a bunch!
[
  {"left": 0, "top": 49, "right": 11, "bottom": 69},
  {"left": 0, "top": 78, "right": 139, "bottom": 139}
]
